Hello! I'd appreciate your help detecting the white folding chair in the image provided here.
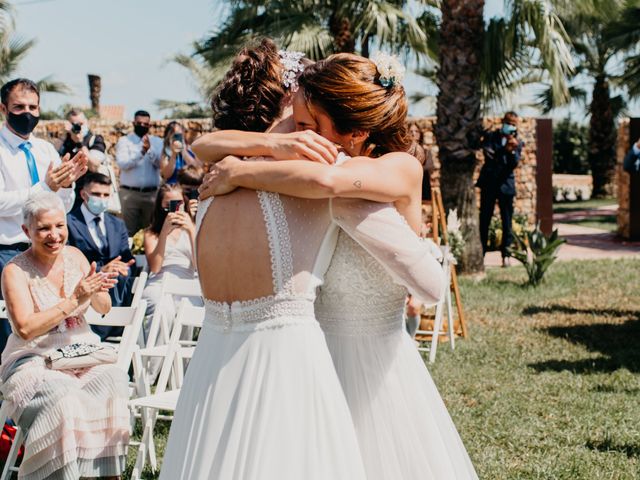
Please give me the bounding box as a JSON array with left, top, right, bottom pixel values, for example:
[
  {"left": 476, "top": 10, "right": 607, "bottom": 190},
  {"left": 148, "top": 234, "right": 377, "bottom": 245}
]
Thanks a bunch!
[
  {"left": 130, "top": 271, "right": 148, "bottom": 308},
  {"left": 144, "top": 277, "right": 202, "bottom": 349},
  {"left": 87, "top": 300, "right": 148, "bottom": 372},
  {"left": 128, "top": 299, "right": 205, "bottom": 479},
  {"left": 415, "top": 245, "right": 456, "bottom": 363}
]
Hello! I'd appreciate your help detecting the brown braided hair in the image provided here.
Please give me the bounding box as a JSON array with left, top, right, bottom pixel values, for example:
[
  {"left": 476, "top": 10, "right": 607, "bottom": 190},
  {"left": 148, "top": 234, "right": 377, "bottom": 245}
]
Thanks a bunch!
[{"left": 211, "top": 38, "right": 285, "bottom": 132}]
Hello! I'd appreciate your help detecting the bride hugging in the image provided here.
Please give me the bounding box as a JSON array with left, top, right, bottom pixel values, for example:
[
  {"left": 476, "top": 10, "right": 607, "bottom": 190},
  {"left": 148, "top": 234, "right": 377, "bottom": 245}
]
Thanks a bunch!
[{"left": 161, "top": 38, "right": 476, "bottom": 480}]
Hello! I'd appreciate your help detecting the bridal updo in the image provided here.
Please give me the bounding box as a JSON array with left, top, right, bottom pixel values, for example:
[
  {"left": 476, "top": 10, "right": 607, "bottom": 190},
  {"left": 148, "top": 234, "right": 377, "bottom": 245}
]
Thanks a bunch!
[
  {"left": 212, "top": 38, "right": 286, "bottom": 132},
  {"left": 298, "top": 53, "right": 410, "bottom": 156}
]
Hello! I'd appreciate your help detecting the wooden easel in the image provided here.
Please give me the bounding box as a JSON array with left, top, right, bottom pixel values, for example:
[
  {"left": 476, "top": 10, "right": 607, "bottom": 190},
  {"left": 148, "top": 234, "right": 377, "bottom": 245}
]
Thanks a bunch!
[{"left": 429, "top": 187, "right": 468, "bottom": 339}]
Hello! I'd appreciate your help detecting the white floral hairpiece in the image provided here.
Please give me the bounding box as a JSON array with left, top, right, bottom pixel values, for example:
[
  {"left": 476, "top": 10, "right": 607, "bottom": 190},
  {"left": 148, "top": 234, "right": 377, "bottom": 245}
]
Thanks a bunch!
[
  {"left": 372, "top": 52, "right": 405, "bottom": 88},
  {"left": 278, "top": 50, "right": 305, "bottom": 92}
]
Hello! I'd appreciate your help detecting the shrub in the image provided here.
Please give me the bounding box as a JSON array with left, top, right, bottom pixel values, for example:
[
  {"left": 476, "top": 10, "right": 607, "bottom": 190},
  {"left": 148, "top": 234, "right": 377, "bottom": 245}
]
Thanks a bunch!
[
  {"left": 509, "top": 223, "right": 565, "bottom": 286},
  {"left": 487, "top": 214, "right": 528, "bottom": 251}
]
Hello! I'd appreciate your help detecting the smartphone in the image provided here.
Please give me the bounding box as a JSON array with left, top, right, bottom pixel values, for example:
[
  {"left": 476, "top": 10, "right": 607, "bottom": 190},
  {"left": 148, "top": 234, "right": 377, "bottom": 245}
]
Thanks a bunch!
[
  {"left": 173, "top": 133, "right": 184, "bottom": 143},
  {"left": 169, "top": 199, "right": 183, "bottom": 212}
]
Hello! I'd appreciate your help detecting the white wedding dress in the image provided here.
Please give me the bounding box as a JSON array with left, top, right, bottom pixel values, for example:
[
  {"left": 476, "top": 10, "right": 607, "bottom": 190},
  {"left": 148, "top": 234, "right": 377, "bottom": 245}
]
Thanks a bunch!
[
  {"left": 317, "top": 199, "right": 479, "bottom": 480},
  {"left": 159, "top": 191, "right": 367, "bottom": 480}
]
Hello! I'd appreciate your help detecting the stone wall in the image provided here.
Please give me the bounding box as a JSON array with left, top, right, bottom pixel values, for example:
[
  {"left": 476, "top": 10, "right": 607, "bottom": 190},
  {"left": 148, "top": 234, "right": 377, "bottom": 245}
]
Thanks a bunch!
[
  {"left": 616, "top": 119, "right": 631, "bottom": 238},
  {"left": 409, "top": 116, "right": 539, "bottom": 226},
  {"left": 35, "top": 116, "right": 539, "bottom": 226},
  {"left": 34, "top": 118, "right": 215, "bottom": 158}
]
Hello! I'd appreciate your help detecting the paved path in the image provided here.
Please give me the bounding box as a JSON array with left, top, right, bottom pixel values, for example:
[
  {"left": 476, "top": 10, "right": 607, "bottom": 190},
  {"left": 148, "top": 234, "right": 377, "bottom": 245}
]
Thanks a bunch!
[{"left": 484, "top": 204, "right": 640, "bottom": 268}]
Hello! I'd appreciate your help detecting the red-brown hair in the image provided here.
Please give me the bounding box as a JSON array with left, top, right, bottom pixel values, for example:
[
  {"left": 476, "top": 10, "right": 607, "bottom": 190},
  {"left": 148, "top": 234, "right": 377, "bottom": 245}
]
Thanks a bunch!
[{"left": 299, "top": 53, "right": 410, "bottom": 156}]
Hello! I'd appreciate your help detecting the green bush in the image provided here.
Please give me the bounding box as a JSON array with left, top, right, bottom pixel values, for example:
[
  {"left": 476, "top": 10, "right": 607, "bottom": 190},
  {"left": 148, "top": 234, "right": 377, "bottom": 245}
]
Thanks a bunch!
[
  {"left": 553, "top": 118, "right": 590, "bottom": 174},
  {"left": 508, "top": 223, "right": 566, "bottom": 286}
]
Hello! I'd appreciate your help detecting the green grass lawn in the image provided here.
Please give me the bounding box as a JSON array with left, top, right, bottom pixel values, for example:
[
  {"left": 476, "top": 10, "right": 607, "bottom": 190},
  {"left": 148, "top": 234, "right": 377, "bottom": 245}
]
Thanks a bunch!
[
  {"left": 430, "top": 258, "right": 640, "bottom": 480},
  {"left": 561, "top": 214, "right": 618, "bottom": 232},
  {"left": 554, "top": 198, "right": 617, "bottom": 214},
  {"left": 125, "top": 259, "right": 640, "bottom": 479}
]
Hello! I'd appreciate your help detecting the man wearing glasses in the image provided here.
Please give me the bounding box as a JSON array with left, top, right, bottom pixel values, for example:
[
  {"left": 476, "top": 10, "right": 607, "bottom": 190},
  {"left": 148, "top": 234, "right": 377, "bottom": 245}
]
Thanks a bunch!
[{"left": 115, "top": 109, "right": 163, "bottom": 235}]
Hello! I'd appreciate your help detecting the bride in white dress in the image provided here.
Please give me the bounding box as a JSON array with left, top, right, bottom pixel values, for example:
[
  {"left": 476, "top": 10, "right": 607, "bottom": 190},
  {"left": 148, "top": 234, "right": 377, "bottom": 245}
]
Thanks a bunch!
[
  {"left": 160, "top": 40, "right": 444, "bottom": 480},
  {"left": 197, "top": 52, "right": 478, "bottom": 479}
]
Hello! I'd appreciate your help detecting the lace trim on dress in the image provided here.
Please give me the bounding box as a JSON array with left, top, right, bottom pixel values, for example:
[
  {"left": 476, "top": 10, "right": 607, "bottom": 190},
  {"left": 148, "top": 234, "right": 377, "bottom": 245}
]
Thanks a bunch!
[
  {"left": 203, "top": 295, "right": 315, "bottom": 332},
  {"left": 257, "top": 191, "right": 294, "bottom": 296}
]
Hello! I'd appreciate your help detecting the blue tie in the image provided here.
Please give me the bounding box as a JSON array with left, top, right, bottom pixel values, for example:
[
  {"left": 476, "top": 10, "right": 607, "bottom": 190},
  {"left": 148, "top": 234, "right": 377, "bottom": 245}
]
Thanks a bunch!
[{"left": 19, "top": 142, "right": 39, "bottom": 185}]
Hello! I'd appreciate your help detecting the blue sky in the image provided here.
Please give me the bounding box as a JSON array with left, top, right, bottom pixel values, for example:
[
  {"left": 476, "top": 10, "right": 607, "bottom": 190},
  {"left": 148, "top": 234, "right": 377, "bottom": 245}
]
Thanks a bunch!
[{"left": 13, "top": 0, "right": 636, "bottom": 121}]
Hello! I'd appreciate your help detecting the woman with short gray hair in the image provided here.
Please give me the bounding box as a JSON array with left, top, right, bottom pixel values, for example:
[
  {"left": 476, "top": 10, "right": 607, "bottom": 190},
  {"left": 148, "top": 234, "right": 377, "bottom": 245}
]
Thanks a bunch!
[{"left": 1, "top": 191, "right": 130, "bottom": 480}]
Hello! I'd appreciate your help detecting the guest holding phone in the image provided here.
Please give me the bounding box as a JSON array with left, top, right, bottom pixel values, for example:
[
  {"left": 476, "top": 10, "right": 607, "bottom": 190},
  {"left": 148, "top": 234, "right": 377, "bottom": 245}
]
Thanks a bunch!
[
  {"left": 141, "top": 184, "right": 197, "bottom": 324},
  {"left": 159, "top": 122, "right": 200, "bottom": 184},
  {"left": 177, "top": 165, "right": 204, "bottom": 220}
]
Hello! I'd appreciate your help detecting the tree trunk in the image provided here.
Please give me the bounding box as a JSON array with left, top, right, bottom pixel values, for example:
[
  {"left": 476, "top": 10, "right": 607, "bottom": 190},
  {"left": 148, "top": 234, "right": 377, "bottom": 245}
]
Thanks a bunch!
[
  {"left": 588, "top": 74, "right": 616, "bottom": 198},
  {"left": 88, "top": 74, "right": 101, "bottom": 115},
  {"left": 434, "top": 0, "right": 485, "bottom": 273},
  {"left": 329, "top": 13, "right": 356, "bottom": 53}
]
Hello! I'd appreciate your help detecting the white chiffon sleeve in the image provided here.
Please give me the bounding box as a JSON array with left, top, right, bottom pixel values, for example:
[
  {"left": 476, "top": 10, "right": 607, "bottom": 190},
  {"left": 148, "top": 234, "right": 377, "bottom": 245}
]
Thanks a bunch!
[{"left": 330, "top": 197, "right": 445, "bottom": 305}]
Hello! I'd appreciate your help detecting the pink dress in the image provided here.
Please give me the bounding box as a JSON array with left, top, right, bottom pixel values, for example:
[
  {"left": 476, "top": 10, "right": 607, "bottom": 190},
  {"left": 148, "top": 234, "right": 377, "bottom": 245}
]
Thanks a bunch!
[{"left": 0, "top": 248, "right": 129, "bottom": 480}]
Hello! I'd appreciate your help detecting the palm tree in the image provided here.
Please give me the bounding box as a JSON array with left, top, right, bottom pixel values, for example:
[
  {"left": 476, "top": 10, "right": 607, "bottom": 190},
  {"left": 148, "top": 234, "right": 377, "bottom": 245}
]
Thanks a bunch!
[
  {"left": 435, "top": 0, "right": 573, "bottom": 273},
  {"left": 195, "top": 0, "right": 433, "bottom": 78},
  {"left": 538, "top": 0, "right": 633, "bottom": 198}
]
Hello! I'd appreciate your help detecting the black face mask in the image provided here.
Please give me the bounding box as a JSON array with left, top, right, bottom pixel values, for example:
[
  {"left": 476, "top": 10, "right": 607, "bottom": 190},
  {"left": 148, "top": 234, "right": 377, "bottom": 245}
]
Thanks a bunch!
[
  {"left": 7, "top": 111, "right": 39, "bottom": 137},
  {"left": 134, "top": 124, "right": 149, "bottom": 138}
]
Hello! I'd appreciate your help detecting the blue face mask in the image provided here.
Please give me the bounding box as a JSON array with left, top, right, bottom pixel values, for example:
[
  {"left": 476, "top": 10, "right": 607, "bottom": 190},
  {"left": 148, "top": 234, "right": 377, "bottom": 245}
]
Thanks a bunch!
[
  {"left": 501, "top": 123, "right": 517, "bottom": 136},
  {"left": 86, "top": 195, "right": 109, "bottom": 216}
]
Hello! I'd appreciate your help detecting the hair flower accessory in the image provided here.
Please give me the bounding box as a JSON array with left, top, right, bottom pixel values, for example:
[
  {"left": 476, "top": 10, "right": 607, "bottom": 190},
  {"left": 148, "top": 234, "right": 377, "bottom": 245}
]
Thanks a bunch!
[
  {"left": 372, "top": 52, "right": 405, "bottom": 88},
  {"left": 278, "top": 50, "right": 306, "bottom": 92}
]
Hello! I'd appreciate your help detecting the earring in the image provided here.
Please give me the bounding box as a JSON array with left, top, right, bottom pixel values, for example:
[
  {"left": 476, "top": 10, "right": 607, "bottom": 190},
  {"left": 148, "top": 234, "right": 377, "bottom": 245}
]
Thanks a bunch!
[{"left": 349, "top": 139, "right": 355, "bottom": 149}]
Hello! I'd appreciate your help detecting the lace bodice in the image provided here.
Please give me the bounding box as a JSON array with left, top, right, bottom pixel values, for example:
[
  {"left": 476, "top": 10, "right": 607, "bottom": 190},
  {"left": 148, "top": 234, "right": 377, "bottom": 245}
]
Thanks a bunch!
[
  {"left": 316, "top": 231, "right": 407, "bottom": 336},
  {"left": 196, "top": 192, "right": 331, "bottom": 332},
  {"left": 316, "top": 197, "right": 447, "bottom": 337}
]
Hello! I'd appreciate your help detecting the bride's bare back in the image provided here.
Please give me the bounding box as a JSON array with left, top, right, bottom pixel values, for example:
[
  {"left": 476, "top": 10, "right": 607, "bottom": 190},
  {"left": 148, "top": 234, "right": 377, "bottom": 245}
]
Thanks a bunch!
[{"left": 197, "top": 189, "right": 275, "bottom": 302}]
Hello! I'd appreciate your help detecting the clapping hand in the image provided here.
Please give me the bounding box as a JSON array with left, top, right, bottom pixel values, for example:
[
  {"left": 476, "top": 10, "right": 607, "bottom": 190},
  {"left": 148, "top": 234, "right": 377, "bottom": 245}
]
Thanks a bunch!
[
  {"left": 101, "top": 256, "right": 136, "bottom": 277},
  {"left": 46, "top": 151, "right": 89, "bottom": 190},
  {"left": 198, "top": 155, "right": 240, "bottom": 200},
  {"left": 142, "top": 134, "right": 151, "bottom": 154},
  {"left": 72, "top": 262, "right": 118, "bottom": 304}
]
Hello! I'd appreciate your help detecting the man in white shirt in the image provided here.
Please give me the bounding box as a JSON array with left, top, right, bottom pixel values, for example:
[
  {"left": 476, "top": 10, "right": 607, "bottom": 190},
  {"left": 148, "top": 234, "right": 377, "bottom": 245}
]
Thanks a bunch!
[
  {"left": 115, "top": 109, "right": 163, "bottom": 235},
  {"left": 0, "top": 78, "right": 87, "bottom": 351}
]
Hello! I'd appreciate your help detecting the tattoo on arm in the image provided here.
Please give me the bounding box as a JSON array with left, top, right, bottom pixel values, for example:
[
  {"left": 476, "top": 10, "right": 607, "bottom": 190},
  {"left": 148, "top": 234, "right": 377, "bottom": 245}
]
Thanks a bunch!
[{"left": 353, "top": 180, "right": 362, "bottom": 189}]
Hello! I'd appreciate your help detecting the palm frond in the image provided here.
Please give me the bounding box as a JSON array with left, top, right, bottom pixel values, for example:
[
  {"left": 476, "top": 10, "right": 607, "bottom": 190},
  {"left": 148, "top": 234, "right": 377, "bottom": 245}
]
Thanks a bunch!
[
  {"left": 35, "top": 75, "right": 71, "bottom": 95},
  {"left": 506, "top": 0, "right": 574, "bottom": 103},
  {"left": 534, "top": 84, "right": 587, "bottom": 113}
]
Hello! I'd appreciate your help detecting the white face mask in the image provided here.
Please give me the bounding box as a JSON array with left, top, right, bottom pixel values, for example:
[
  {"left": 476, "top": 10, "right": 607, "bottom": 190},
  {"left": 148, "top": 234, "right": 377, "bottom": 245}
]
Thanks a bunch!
[
  {"left": 80, "top": 125, "right": 89, "bottom": 137},
  {"left": 86, "top": 195, "right": 109, "bottom": 215}
]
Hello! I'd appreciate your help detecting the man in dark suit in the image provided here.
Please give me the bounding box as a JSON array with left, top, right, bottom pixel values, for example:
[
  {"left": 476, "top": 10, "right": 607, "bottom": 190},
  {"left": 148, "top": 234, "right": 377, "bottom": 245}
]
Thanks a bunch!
[
  {"left": 67, "top": 171, "right": 136, "bottom": 339},
  {"left": 477, "top": 111, "right": 524, "bottom": 267}
]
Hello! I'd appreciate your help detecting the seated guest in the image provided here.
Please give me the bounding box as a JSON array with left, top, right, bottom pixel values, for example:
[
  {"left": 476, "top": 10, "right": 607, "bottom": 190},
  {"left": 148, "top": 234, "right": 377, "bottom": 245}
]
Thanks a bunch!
[
  {"left": 177, "top": 164, "right": 204, "bottom": 220},
  {"left": 66, "top": 172, "right": 135, "bottom": 340},
  {"left": 0, "top": 191, "right": 129, "bottom": 480},
  {"left": 141, "top": 184, "right": 197, "bottom": 324}
]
